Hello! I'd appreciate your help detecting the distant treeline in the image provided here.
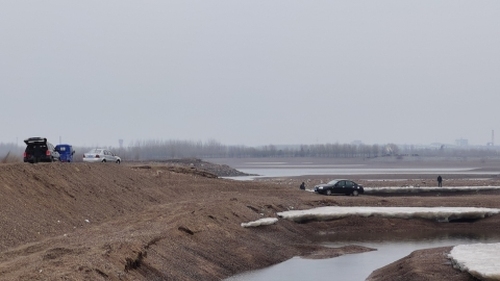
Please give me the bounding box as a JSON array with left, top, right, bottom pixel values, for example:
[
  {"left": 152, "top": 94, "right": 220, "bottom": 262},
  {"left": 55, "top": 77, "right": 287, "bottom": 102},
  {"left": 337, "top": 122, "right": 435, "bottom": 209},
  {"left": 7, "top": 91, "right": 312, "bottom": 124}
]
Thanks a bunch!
[
  {"left": 75, "top": 140, "right": 500, "bottom": 160},
  {"left": 1, "top": 140, "right": 499, "bottom": 162}
]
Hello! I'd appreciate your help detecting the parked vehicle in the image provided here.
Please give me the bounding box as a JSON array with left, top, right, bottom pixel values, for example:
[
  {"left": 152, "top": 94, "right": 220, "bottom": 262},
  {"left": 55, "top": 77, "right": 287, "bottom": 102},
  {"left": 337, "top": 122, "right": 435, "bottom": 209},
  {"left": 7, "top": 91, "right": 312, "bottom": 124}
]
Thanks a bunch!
[
  {"left": 83, "top": 149, "right": 121, "bottom": 163},
  {"left": 55, "top": 144, "right": 75, "bottom": 162},
  {"left": 23, "top": 137, "right": 60, "bottom": 163},
  {"left": 314, "top": 179, "right": 364, "bottom": 196}
]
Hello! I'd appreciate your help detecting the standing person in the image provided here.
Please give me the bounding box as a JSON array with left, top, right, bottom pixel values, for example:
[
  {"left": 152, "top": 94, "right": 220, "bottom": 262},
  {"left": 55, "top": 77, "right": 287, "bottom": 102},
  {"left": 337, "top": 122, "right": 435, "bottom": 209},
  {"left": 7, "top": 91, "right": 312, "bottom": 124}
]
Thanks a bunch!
[
  {"left": 300, "top": 182, "right": 306, "bottom": 190},
  {"left": 437, "top": 175, "right": 443, "bottom": 187}
]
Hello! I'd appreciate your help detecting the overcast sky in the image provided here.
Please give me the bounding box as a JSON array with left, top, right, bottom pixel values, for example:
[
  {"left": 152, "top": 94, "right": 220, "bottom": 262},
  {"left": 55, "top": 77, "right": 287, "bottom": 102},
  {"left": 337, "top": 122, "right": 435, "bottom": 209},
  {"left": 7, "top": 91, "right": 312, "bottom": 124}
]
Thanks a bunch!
[{"left": 2, "top": 1, "right": 499, "bottom": 147}]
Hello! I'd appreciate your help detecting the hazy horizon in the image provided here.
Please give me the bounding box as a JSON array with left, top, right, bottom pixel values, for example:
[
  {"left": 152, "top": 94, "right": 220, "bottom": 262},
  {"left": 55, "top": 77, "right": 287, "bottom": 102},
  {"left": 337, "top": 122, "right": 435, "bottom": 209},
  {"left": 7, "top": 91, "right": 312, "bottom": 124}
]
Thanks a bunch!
[
  {"left": 2, "top": 1, "right": 499, "bottom": 147},
  {"left": 0, "top": 137, "right": 494, "bottom": 150}
]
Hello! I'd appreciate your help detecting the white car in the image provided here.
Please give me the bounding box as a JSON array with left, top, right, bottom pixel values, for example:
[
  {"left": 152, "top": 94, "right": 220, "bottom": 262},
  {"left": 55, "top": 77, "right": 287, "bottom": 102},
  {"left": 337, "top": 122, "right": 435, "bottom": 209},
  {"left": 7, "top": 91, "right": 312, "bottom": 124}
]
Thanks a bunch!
[{"left": 83, "top": 149, "right": 121, "bottom": 164}]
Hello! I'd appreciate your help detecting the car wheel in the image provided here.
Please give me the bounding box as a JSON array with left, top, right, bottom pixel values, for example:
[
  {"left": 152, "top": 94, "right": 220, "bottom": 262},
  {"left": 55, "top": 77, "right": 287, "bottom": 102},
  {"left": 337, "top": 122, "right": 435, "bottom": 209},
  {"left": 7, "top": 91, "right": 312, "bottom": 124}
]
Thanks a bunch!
[
  {"left": 116, "top": 159, "right": 121, "bottom": 164},
  {"left": 352, "top": 190, "right": 359, "bottom": 196},
  {"left": 102, "top": 159, "right": 106, "bottom": 163},
  {"left": 326, "top": 190, "right": 332, "bottom": 196}
]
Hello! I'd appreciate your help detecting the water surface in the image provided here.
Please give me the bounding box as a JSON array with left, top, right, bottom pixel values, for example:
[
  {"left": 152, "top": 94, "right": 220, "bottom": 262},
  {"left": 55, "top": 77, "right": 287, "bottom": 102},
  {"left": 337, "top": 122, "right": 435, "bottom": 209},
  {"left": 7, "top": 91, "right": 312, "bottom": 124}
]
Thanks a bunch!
[{"left": 226, "top": 235, "right": 500, "bottom": 281}]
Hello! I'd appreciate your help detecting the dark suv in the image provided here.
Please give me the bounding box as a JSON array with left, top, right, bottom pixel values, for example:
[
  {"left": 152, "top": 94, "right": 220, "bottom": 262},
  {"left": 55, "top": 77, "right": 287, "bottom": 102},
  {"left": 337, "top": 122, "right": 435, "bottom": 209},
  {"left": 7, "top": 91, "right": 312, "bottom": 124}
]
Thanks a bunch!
[{"left": 23, "top": 137, "right": 60, "bottom": 163}]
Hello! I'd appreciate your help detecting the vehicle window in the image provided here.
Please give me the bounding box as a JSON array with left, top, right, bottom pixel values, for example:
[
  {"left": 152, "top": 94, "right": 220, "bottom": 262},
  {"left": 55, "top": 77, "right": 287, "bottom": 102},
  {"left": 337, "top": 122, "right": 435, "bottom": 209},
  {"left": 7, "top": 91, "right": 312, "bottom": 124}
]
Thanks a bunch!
[
  {"left": 337, "top": 181, "right": 346, "bottom": 187},
  {"left": 345, "top": 181, "right": 353, "bottom": 188},
  {"left": 58, "top": 147, "right": 67, "bottom": 151},
  {"left": 26, "top": 144, "right": 48, "bottom": 152}
]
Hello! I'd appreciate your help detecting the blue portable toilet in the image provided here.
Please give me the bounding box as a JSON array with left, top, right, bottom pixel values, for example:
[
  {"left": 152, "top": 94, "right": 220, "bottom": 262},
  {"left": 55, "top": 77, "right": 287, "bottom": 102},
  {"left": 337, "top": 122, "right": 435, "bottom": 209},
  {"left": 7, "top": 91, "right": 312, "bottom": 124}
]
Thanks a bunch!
[{"left": 55, "top": 144, "right": 75, "bottom": 162}]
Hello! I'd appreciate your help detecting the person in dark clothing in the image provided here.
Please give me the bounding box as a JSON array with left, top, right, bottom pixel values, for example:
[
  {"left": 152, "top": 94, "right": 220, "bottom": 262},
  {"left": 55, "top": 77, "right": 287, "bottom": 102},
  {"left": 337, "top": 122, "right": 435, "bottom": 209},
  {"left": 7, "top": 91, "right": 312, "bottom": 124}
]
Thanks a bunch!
[
  {"left": 300, "top": 182, "right": 306, "bottom": 190},
  {"left": 437, "top": 175, "right": 443, "bottom": 187}
]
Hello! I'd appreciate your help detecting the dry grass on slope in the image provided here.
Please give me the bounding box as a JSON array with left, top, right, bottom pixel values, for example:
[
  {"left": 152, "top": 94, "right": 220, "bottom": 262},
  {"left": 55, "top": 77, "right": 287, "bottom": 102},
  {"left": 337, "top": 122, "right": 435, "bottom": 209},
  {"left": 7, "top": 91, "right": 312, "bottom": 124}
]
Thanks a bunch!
[{"left": 1, "top": 151, "right": 21, "bottom": 163}]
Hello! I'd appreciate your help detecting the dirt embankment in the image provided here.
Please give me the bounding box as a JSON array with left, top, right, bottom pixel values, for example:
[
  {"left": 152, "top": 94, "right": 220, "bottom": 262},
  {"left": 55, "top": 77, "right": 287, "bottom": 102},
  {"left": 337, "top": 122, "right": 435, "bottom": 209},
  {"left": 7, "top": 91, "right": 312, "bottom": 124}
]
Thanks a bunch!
[
  {"left": 1, "top": 161, "right": 500, "bottom": 280},
  {"left": 130, "top": 158, "right": 253, "bottom": 177}
]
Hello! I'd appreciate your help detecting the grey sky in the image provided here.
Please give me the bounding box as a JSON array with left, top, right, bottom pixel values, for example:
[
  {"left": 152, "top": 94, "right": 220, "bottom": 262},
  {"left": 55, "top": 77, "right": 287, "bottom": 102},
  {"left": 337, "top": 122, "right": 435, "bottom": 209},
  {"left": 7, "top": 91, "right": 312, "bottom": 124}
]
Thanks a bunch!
[{"left": 1, "top": 1, "right": 499, "bottom": 147}]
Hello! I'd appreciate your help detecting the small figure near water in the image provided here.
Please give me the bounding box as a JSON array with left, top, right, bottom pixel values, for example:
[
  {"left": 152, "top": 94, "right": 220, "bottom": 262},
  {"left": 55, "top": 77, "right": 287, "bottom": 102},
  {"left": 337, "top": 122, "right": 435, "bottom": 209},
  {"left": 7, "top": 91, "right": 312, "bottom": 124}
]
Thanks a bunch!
[
  {"left": 300, "top": 182, "right": 306, "bottom": 190},
  {"left": 437, "top": 175, "right": 443, "bottom": 187}
]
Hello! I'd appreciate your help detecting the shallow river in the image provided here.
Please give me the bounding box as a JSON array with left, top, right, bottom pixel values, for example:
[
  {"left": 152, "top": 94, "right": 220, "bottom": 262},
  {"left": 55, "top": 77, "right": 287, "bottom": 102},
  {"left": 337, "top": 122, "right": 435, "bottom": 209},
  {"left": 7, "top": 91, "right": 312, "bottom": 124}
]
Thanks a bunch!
[
  {"left": 225, "top": 235, "right": 500, "bottom": 281},
  {"left": 228, "top": 166, "right": 496, "bottom": 180},
  {"left": 221, "top": 160, "right": 500, "bottom": 280}
]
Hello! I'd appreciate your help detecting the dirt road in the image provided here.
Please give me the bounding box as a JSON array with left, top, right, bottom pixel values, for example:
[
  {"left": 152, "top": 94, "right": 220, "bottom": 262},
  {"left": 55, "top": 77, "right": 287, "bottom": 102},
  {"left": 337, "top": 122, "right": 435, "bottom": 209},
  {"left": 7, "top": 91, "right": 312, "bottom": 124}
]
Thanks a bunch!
[{"left": 1, "top": 160, "right": 499, "bottom": 280}]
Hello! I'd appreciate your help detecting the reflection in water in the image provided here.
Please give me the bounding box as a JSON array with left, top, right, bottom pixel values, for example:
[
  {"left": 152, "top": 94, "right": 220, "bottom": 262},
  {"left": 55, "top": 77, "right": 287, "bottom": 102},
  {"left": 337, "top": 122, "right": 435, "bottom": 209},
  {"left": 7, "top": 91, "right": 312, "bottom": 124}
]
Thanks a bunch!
[{"left": 225, "top": 232, "right": 500, "bottom": 281}]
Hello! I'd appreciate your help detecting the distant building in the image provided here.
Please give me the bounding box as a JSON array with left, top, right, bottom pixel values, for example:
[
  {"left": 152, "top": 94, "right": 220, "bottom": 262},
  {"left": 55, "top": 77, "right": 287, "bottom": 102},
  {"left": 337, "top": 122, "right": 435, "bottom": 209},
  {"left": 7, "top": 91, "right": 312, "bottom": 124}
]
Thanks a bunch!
[
  {"left": 455, "top": 138, "right": 468, "bottom": 146},
  {"left": 487, "top": 130, "right": 494, "bottom": 146}
]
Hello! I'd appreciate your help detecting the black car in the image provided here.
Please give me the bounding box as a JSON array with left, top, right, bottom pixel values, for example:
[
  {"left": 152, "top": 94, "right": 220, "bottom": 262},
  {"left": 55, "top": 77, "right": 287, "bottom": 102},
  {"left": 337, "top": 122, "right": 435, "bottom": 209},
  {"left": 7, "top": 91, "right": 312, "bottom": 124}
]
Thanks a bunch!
[
  {"left": 23, "top": 137, "right": 60, "bottom": 163},
  {"left": 314, "top": 179, "right": 364, "bottom": 196}
]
